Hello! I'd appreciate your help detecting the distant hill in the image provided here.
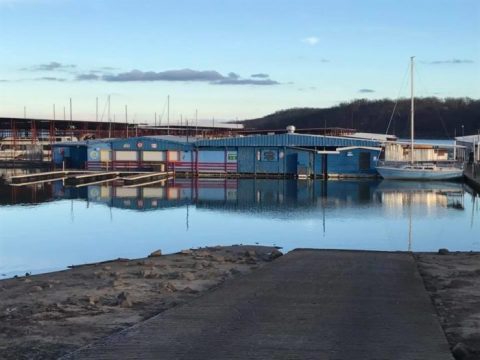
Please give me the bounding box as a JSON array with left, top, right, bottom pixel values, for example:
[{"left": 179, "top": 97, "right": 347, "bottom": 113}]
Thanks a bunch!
[{"left": 242, "top": 98, "right": 480, "bottom": 139}]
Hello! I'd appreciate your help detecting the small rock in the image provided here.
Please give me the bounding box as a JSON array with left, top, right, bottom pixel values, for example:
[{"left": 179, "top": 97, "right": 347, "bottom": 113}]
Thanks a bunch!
[
  {"left": 194, "top": 262, "right": 204, "bottom": 270},
  {"left": 245, "top": 250, "right": 257, "bottom": 258},
  {"left": 93, "top": 271, "right": 103, "bottom": 278},
  {"left": 149, "top": 249, "right": 162, "bottom": 257},
  {"left": 452, "top": 342, "right": 471, "bottom": 360},
  {"left": 31, "top": 286, "right": 43, "bottom": 292},
  {"left": 268, "top": 249, "right": 283, "bottom": 261},
  {"left": 109, "top": 271, "right": 121, "bottom": 278},
  {"left": 163, "top": 282, "right": 177, "bottom": 292},
  {"left": 116, "top": 292, "right": 132, "bottom": 308},
  {"left": 182, "top": 272, "right": 195, "bottom": 281},
  {"left": 102, "top": 266, "right": 112, "bottom": 271},
  {"left": 182, "top": 286, "right": 198, "bottom": 294},
  {"left": 24, "top": 278, "right": 32, "bottom": 283},
  {"left": 211, "top": 255, "right": 225, "bottom": 263},
  {"left": 180, "top": 249, "right": 193, "bottom": 255},
  {"left": 230, "top": 268, "right": 241, "bottom": 275},
  {"left": 87, "top": 295, "right": 98, "bottom": 305},
  {"left": 438, "top": 248, "right": 450, "bottom": 255},
  {"left": 138, "top": 269, "right": 156, "bottom": 278},
  {"left": 111, "top": 280, "right": 124, "bottom": 288}
]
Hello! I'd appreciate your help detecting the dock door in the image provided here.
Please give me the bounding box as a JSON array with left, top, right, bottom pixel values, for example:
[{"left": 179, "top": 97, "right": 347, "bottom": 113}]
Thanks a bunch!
[{"left": 359, "top": 152, "right": 371, "bottom": 171}]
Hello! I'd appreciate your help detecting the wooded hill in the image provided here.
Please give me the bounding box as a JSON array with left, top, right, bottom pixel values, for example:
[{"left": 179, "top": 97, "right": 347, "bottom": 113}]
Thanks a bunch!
[{"left": 242, "top": 98, "right": 480, "bottom": 139}]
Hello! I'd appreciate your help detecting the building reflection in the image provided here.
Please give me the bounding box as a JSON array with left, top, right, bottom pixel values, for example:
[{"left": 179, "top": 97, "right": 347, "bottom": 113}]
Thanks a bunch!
[{"left": 0, "top": 178, "right": 469, "bottom": 214}]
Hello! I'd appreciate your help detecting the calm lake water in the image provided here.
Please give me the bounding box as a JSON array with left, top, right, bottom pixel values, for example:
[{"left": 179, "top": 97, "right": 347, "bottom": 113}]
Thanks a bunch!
[{"left": 0, "top": 174, "right": 479, "bottom": 278}]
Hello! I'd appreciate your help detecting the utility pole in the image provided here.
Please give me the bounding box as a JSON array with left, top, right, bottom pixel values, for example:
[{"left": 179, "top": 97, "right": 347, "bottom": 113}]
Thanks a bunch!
[
  {"left": 155, "top": 112, "right": 157, "bottom": 127},
  {"left": 108, "top": 95, "right": 111, "bottom": 138},
  {"left": 96, "top": 97, "right": 98, "bottom": 122},
  {"left": 167, "top": 95, "right": 170, "bottom": 135},
  {"left": 410, "top": 56, "right": 415, "bottom": 165},
  {"left": 69, "top": 98, "right": 73, "bottom": 139},
  {"left": 53, "top": 104, "right": 56, "bottom": 121},
  {"left": 125, "top": 105, "right": 128, "bottom": 138},
  {"left": 63, "top": 106, "right": 66, "bottom": 121},
  {"left": 195, "top": 109, "right": 198, "bottom": 137}
]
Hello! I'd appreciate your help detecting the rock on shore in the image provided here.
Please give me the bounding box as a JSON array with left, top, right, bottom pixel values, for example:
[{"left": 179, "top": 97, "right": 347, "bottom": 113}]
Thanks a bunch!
[
  {"left": 415, "top": 252, "right": 480, "bottom": 360},
  {"left": 0, "top": 245, "right": 282, "bottom": 359}
]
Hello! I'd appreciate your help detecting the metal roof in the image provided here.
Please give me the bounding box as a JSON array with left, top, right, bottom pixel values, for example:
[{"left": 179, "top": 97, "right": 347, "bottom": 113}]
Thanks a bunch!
[{"left": 194, "top": 133, "right": 380, "bottom": 148}]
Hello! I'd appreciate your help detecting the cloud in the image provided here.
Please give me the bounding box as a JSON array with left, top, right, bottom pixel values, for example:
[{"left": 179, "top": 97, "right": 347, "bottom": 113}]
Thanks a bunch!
[
  {"left": 426, "top": 59, "right": 474, "bottom": 65},
  {"left": 100, "top": 68, "right": 280, "bottom": 85},
  {"left": 22, "top": 61, "right": 76, "bottom": 71},
  {"left": 103, "top": 69, "right": 225, "bottom": 82},
  {"left": 319, "top": 58, "right": 329, "bottom": 63},
  {"left": 214, "top": 78, "right": 279, "bottom": 85},
  {"left": 76, "top": 73, "right": 100, "bottom": 80},
  {"left": 358, "top": 88, "right": 375, "bottom": 93},
  {"left": 301, "top": 36, "right": 319, "bottom": 45},
  {"left": 251, "top": 73, "right": 269, "bottom": 78},
  {"left": 34, "top": 76, "right": 66, "bottom": 82}
]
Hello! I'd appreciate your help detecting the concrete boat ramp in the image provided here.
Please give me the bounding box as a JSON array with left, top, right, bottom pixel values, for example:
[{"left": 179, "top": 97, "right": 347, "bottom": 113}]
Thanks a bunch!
[{"left": 63, "top": 250, "right": 453, "bottom": 360}]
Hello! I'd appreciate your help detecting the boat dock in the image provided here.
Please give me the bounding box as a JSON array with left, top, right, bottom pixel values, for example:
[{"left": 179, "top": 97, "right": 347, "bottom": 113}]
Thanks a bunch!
[
  {"left": 8, "top": 170, "right": 172, "bottom": 187},
  {"left": 63, "top": 250, "right": 453, "bottom": 360}
]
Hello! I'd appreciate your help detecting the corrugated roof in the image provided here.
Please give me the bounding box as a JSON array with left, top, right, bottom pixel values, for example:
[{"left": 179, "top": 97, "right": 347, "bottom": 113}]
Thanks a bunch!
[{"left": 195, "top": 133, "right": 380, "bottom": 148}]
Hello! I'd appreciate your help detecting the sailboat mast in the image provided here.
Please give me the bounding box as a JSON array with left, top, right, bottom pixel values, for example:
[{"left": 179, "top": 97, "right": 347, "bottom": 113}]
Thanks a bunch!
[{"left": 410, "top": 56, "right": 415, "bottom": 164}]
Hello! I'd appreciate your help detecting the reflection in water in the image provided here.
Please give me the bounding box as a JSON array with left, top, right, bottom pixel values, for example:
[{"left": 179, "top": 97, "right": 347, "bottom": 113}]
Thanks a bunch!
[{"left": 0, "top": 178, "right": 478, "bottom": 277}]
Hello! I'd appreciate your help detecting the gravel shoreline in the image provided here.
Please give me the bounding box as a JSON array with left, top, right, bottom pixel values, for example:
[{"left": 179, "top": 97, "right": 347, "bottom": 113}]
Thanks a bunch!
[
  {"left": 0, "top": 245, "right": 282, "bottom": 360},
  {"left": 416, "top": 251, "right": 480, "bottom": 360}
]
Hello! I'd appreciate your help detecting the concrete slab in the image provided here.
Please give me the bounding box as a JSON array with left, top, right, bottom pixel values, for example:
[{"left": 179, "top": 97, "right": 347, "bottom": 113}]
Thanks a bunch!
[{"left": 63, "top": 250, "right": 453, "bottom": 360}]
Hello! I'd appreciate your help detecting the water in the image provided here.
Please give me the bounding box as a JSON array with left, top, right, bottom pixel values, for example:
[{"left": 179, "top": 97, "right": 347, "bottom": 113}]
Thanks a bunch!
[{"left": 0, "top": 177, "right": 479, "bottom": 278}]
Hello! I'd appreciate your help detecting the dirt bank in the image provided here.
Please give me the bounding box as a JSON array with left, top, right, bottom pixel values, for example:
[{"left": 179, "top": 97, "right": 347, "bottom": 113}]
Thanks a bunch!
[
  {"left": 416, "top": 252, "right": 480, "bottom": 360},
  {"left": 0, "top": 245, "right": 282, "bottom": 360}
]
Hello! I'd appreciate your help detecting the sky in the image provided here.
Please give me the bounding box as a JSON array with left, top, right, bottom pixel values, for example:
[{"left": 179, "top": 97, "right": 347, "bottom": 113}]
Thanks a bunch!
[{"left": 0, "top": 0, "right": 479, "bottom": 125}]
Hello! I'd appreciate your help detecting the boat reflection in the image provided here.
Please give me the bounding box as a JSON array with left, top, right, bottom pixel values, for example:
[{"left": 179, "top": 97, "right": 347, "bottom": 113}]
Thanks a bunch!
[{"left": 375, "top": 180, "right": 465, "bottom": 212}]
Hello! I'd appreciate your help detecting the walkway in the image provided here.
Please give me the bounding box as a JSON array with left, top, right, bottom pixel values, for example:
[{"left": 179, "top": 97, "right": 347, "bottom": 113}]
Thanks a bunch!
[{"left": 64, "top": 250, "right": 453, "bottom": 360}]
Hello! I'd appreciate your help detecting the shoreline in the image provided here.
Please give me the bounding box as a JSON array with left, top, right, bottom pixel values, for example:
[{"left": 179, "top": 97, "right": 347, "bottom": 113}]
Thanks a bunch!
[
  {"left": 0, "top": 245, "right": 282, "bottom": 359},
  {"left": 1, "top": 248, "right": 479, "bottom": 359}
]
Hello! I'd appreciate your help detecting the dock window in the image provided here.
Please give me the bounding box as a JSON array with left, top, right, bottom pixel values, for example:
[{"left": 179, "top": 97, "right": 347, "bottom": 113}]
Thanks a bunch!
[{"left": 261, "top": 149, "right": 278, "bottom": 162}]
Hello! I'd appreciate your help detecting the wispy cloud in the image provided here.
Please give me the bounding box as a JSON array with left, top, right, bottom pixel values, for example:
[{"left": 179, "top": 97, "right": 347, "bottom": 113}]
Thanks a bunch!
[
  {"left": 426, "top": 59, "right": 474, "bottom": 65},
  {"left": 22, "top": 61, "right": 76, "bottom": 71},
  {"left": 358, "top": 88, "right": 375, "bottom": 93},
  {"left": 34, "top": 76, "right": 67, "bottom": 81},
  {"left": 214, "top": 78, "right": 279, "bottom": 85},
  {"left": 76, "top": 73, "right": 100, "bottom": 80},
  {"left": 301, "top": 36, "right": 319, "bottom": 45},
  {"left": 251, "top": 73, "right": 269, "bottom": 78}
]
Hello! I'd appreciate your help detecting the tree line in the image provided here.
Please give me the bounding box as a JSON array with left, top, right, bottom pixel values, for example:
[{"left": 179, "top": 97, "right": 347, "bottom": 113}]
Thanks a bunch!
[{"left": 242, "top": 98, "right": 480, "bottom": 139}]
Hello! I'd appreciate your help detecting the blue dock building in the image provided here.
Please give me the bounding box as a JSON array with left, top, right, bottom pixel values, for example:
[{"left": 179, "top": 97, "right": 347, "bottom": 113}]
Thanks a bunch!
[{"left": 52, "top": 131, "right": 381, "bottom": 178}]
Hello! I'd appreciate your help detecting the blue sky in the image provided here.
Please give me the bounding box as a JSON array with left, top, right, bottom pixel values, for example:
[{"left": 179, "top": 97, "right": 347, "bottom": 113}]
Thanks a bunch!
[{"left": 0, "top": 0, "right": 478, "bottom": 124}]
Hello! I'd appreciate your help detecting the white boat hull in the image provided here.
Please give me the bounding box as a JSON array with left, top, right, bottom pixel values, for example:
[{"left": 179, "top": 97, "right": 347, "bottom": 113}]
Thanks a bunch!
[{"left": 376, "top": 165, "right": 463, "bottom": 180}]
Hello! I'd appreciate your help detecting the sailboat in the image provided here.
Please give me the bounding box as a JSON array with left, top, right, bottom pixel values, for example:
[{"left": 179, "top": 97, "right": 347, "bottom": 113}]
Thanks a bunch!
[{"left": 376, "top": 57, "right": 464, "bottom": 180}]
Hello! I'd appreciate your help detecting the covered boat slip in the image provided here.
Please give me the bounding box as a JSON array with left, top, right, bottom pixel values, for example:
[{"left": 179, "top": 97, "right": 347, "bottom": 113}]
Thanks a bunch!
[{"left": 51, "top": 134, "right": 382, "bottom": 179}]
